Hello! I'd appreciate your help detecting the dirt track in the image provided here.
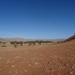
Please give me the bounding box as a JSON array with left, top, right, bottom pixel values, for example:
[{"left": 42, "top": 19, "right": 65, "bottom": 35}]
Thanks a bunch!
[{"left": 0, "top": 40, "right": 75, "bottom": 75}]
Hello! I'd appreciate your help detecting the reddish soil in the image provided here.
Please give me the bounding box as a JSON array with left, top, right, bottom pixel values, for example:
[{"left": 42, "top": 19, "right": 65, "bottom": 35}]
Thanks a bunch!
[{"left": 0, "top": 40, "right": 75, "bottom": 75}]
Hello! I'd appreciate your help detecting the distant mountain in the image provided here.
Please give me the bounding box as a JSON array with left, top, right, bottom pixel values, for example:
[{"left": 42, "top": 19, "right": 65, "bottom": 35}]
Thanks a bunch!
[
  {"left": 0, "top": 37, "right": 65, "bottom": 42},
  {"left": 0, "top": 38, "right": 25, "bottom": 42},
  {"left": 0, "top": 38, "right": 4, "bottom": 41},
  {"left": 49, "top": 39, "right": 65, "bottom": 41}
]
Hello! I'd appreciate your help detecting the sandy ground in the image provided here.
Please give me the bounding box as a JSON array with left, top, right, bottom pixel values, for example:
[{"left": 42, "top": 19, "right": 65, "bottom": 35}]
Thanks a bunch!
[{"left": 0, "top": 40, "right": 75, "bottom": 75}]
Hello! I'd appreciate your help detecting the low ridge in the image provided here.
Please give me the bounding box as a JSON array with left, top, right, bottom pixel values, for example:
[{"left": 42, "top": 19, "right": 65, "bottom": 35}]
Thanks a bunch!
[{"left": 64, "top": 34, "right": 75, "bottom": 42}]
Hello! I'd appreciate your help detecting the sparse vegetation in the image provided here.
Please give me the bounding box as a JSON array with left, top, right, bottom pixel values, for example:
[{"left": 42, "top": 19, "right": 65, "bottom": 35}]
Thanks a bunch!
[
  {"left": 10, "top": 41, "right": 16, "bottom": 45},
  {"left": 2, "top": 42, "right": 6, "bottom": 44},
  {"left": 0, "top": 40, "right": 53, "bottom": 47},
  {"left": 23, "top": 40, "right": 53, "bottom": 46},
  {"left": 1, "top": 45, "right": 6, "bottom": 47},
  {"left": 14, "top": 44, "right": 18, "bottom": 48},
  {"left": 20, "top": 41, "right": 23, "bottom": 46},
  {"left": 38, "top": 42, "right": 41, "bottom": 45},
  {"left": 10, "top": 41, "right": 23, "bottom": 45},
  {"left": 28, "top": 42, "right": 32, "bottom": 46},
  {"left": 10, "top": 41, "right": 24, "bottom": 47},
  {"left": 32, "top": 42, "right": 36, "bottom": 45},
  {"left": 0, "top": 42, "right": 2, "bottom": 44}
]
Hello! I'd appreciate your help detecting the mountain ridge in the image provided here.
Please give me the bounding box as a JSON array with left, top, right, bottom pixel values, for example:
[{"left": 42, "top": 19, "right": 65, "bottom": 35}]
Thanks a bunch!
[{"left": 0, "top": 38, "right": 64, "bottom": 42}]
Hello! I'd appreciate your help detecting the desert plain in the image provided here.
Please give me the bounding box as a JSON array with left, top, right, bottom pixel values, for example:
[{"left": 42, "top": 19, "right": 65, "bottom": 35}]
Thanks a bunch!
[{"left": 0, "top": 38, "right": 75, "bottom": 75}]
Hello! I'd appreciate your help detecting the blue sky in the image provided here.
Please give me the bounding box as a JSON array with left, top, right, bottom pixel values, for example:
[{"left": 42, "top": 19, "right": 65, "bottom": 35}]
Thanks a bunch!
[{"left": 0, "top": 0, "right": 75, "bottom": 39}]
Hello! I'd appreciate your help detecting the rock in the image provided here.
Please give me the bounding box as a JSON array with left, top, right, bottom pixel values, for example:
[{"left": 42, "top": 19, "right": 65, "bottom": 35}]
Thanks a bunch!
[
  {"left": 12, "top": 65, "right": 15, "bottom": 68},
  {"left": 70, "top": 71, "right": 73, "bottom": 74}
]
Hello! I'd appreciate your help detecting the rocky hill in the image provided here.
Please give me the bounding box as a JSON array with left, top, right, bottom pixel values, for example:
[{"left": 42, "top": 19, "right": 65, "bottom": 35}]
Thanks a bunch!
[{"left": 64, "top": 34, "right": 75, "bottom": 42}]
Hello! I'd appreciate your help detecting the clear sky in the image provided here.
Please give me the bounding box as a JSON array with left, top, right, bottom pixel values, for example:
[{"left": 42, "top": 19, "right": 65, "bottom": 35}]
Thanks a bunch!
[{"left": 0, "top": 0, "right": 75, "bottom": 39}]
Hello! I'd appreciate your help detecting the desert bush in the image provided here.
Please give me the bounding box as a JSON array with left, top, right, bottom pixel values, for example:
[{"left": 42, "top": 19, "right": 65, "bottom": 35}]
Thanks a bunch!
[
  {"left": 32, "top": 42, "right": 36, "bottom": 45},
  {"left": 38, "top": 41, "right": 41, "bottom": 45},
  {"left": 10, "top": 41, "right": 23, "bottom": 45},
  {"left": 24, "top": 42, "right": 27, "bottom": 44},
  {"left": 0, "top": 42, "right": 2, "bottom": 44},
  {"left": 1, "top": 45, "right": 6, "bottom": 47},
  {"left": 14, "top": 44, "right": 18, "bottom": 48},
  {"left": 10, "top": 41, "right": 16, "bottom": 44},
  {"left": 2, "top": 42, "right": 6, "bottom": 44},
  {"left": 20, "top": 42, "right": 23, "bottom": 46},
  {"left": 28, "top": 42, "right": 32, "bottom": 46}
]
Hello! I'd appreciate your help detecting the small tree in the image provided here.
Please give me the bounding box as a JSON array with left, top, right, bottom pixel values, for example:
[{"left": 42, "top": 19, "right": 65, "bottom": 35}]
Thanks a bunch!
[
  {"left": 38, "top": 42, "right": 41, "bottom": 45},
  {"left": 10, "top": 41, "right": 16, "bottom": 45},
  {"left": 2, "top": 42, "right": 6, "bottom": 44},
  {"left": 33, "top": 42, "right": 36, "bottom": 45},
  {"left": 20, "top": 42, "right": 23, "bottom": 46},
  {"left": 28, "top": 42, "right": 31, "bottom": 46},
  {"left": 0, "top": 42, "right": 2, "bottom": 45},
  {"left": 14, "top": 44, "right": 18, "bottom": 48},
  {"left": 33, "top": 41, "right": 36, "bottom": 45}
]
